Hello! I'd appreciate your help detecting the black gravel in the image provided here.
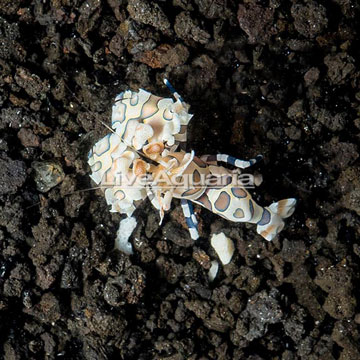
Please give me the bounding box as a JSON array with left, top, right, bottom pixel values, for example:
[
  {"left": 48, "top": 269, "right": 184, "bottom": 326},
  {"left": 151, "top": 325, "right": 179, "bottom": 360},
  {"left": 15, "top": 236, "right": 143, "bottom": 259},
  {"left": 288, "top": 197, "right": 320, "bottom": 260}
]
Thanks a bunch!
[{"left": 1, "top": 1, "right": 360, "bottom": 359}]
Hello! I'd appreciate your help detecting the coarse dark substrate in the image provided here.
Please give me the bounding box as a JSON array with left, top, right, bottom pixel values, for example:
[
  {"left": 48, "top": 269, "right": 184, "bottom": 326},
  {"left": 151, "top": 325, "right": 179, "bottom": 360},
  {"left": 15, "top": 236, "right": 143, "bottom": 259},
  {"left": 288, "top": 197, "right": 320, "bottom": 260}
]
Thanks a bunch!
[{"left": 1, "top": 0, "right": 360, "bottom": 359}]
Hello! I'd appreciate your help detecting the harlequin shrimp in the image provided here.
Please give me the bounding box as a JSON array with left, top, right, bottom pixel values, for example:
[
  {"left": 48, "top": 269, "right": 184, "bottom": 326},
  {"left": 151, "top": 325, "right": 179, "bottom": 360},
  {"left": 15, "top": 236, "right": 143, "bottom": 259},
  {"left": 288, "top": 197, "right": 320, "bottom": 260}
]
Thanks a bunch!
[{"left": 88, "top": 80, "right": 296, "bottom": 241}]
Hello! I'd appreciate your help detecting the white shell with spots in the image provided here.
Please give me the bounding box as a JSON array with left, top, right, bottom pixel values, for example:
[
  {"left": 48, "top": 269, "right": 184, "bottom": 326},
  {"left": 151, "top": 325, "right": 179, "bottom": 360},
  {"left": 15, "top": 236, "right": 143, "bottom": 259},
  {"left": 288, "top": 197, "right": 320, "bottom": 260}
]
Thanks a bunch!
[{"left": 210, "top": 232, "right": 235, "bottom": 265}]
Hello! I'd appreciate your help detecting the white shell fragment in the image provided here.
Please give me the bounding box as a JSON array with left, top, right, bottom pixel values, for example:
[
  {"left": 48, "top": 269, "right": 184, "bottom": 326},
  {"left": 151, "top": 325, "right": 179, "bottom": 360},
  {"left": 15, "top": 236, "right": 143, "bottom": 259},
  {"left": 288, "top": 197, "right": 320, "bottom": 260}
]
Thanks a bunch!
[
  {"left": 208, "top": 260, "right": 219, "bottom": 281},
  {"left": 210, "top": 232, "right": 235, "bottom": 265},
  {"left": 115, "top": 217, "right": 137, "bottom": 255}
]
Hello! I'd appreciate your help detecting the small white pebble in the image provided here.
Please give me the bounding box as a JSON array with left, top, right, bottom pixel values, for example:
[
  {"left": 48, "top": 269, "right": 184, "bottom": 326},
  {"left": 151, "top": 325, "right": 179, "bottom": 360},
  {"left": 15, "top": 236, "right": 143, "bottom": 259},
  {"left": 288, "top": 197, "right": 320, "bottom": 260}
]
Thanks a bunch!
[
  {"left": 208, "top": 260, "right": 219, "bottom": 281},
  {"left": 115, "top": 217, "right": 137, "bottom": 255},
  {"left": 210, "top": 232, "right": 235, "bottom": 265}
]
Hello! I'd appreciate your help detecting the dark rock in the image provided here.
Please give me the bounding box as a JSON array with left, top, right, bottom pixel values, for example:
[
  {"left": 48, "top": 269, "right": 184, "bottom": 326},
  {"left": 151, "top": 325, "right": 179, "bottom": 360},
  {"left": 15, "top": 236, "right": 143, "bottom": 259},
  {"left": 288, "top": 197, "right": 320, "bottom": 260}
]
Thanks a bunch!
[
  {"left": 195, "top": 0, "right": 231, "bottom": 20},
  {"left": 134, "top": 43, "right": 189, "bottom": 69},
  {"left": 32, "top": 161, "right": 65, "bottom": 193},
  {"left": 14, "top": 67, "right": 50, "bottom": 99},
  {"left": 156, "top": 256, "right": 183, "bottom": 284},
  {"left": 60, "top": 261, "right": 80, "bottom": 289},
  {"left": 17, "top": 128, "right": 40, "bottom": 147},
  {"left": 0, "top": 154, "right": 26, "bottom": 195},
  {"left": 162, "top": 221, "right": 194, "bottom": 248},
  {"left": 109, "top": 32, "right": 124, "bottom": 57},
  {"left": 287, "top": 100, "right": 305, "bottom": 121},
  {"left": 291, "top": 2, "right": 328, "bottom": 38},
  {"left": 315, "top": 261, "right": 356, "bottom": 319},
  {"left": 127, "top": 0, "right": 170, "bottom": 32},
  {"left": 233, "top": 266, "right": 261, "bottom": 296},
  {"left": 192, "top": 247, "right": 211, "bottom": 269},
  {"left": 283, "top": 304, "right": 307, "bottom": 343},
  {"left": 310, "top": 104, "right": 347, "bottom": 132},
  {"left": 0, "top": 107, "right": 25, "bottom": 129},
  {"left": 321, "top": 137, "right": 358, "bottom": 172},
  {"left": 304, "top": 67, "right": 320, "bottom": 87},
  {"left": 232, "top": 289, "right": 283, "bottom": 344},
  {"left": 332, "top": 320, "right": 360, "bottom": 359},
  {"left": 24, "top": 292, "right": 61, "bottom": 324},
  {"left": 324, "top": 52, "right": 355, "bottom": 85},
  {"left": 76, "top": 0, "right": 102, "bottom": 38},
  {"left": 174, "top": 11, "right": 211, "bottom": 45},
  {"left": 237, "top": 3, "right": 276, "bottom": 44}
]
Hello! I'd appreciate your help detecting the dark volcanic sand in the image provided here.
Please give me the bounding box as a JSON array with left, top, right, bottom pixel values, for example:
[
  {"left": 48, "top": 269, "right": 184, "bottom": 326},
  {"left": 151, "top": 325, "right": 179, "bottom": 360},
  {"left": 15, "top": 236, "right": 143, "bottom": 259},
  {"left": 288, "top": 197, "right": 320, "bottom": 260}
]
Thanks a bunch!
[{"left": 1, "top": 0, "right": 360, "bottom": 359}]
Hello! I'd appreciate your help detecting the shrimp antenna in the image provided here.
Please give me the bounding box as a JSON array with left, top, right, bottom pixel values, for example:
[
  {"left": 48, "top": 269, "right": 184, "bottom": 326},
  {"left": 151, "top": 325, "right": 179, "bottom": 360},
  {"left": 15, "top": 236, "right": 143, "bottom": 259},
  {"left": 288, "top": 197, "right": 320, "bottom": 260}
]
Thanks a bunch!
[
  {"left": 56, "top": 66, "right": 159, "bottom": 163},
  {"left": 163, "top": 78, "right": 184, "bottom": 103}
]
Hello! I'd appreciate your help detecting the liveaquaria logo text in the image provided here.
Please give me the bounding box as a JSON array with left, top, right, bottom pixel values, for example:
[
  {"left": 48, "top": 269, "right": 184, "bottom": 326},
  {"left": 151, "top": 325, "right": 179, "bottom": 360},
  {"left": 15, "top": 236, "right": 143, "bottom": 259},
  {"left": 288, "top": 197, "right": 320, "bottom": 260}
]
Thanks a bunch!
[{"left": 101, "top": 169, "right": 255, "bottom": 189}]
